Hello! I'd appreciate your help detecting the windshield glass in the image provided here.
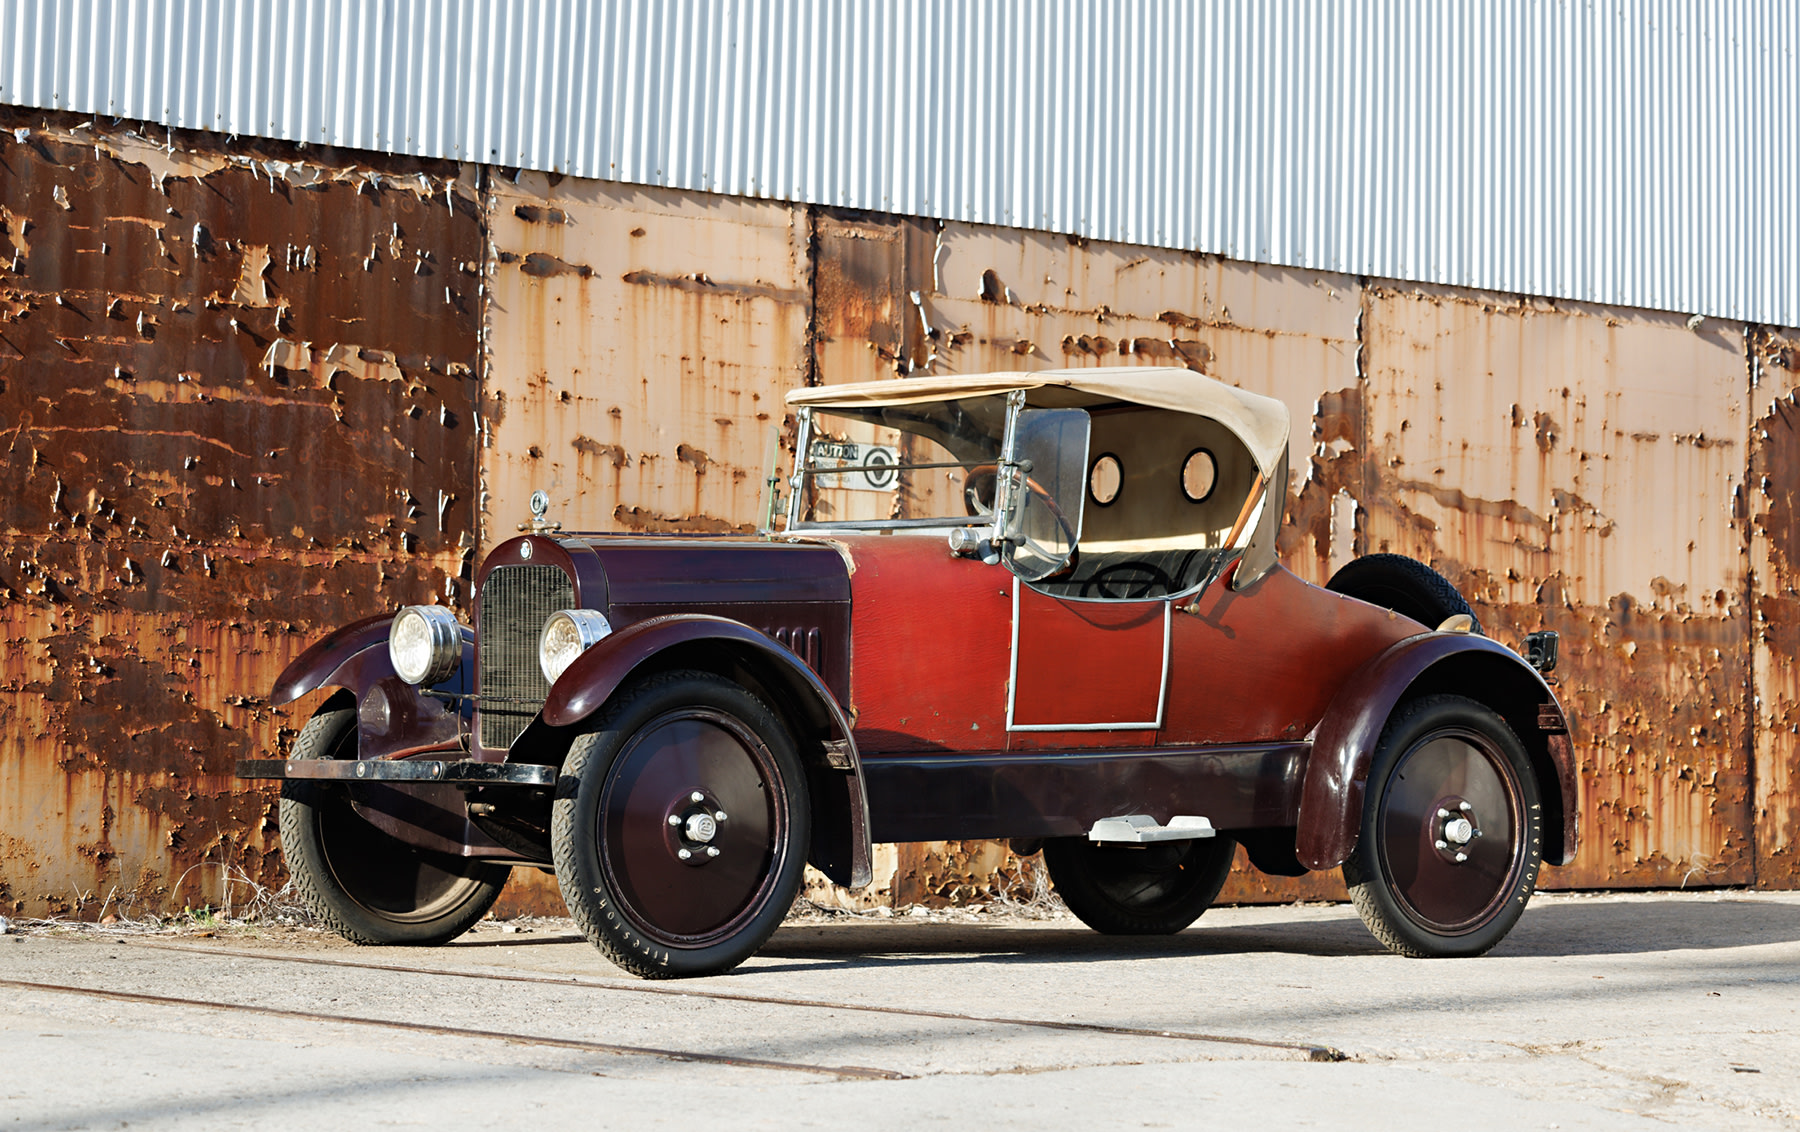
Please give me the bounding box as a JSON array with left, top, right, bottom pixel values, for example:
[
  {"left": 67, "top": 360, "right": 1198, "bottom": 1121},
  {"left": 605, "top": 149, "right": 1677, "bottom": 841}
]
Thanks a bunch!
[
  {"left": 791, "top": 397, "right": 1010, "bottom": 527},
  {"left": 1002, "top": 407, "right": 1089, "bottom": 581}
]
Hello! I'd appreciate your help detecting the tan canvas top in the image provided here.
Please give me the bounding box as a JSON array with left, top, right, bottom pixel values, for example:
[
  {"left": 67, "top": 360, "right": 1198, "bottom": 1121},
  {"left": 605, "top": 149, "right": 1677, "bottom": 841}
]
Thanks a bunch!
[{"left": 786, "top": 367, "right": 1290, "bottom": 477}]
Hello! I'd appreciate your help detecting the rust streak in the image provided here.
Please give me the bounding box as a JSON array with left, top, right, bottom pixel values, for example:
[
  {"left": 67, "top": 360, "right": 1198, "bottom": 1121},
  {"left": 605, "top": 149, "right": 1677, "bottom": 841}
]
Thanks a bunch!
[{"left": 620, "top": 269, "right": 804, "bottom": 305}]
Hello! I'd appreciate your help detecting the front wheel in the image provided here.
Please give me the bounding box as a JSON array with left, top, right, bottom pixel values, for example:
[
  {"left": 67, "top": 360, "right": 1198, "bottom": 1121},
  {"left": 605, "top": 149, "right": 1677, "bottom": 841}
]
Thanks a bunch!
[
  {"left": 551, "top": 670, "right": 810, "bottom": 978},
  {"left": 279, "top": 703, "right": 509, "bottom": 945},
  {"left": 1344, "top": 694, "right": 1543, "bottom": 958},
  {"left": 1043, "top": 835, "right": 1236, "bottom": 935}
]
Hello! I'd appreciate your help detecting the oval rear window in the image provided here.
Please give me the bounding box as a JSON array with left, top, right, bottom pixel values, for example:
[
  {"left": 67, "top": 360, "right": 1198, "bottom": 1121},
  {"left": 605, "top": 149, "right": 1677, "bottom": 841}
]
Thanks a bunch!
[
  {"left": 1089, "top": 453, "right": 1122, "bottom": 506},
  {"left": 1181, "top": 449, "right": 1217, "bottom": 502}
]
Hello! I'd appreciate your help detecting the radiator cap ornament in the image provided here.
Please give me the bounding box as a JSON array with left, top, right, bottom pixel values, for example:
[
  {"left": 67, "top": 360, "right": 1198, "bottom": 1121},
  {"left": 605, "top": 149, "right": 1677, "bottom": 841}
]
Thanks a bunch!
[{"left": 518, "top": 489, "right": 563, "bottom": 534}]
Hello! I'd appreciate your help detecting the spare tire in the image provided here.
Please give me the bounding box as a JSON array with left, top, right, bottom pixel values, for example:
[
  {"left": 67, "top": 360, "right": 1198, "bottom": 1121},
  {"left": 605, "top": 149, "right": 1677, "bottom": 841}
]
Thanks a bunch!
[{"left": 1326, "top": 554, "right": 1481, "bottom": 634}]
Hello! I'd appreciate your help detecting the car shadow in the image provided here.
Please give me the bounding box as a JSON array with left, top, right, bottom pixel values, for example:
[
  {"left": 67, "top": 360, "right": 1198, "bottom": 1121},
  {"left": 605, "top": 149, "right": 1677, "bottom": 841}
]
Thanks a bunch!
[
  {"left": 750, "top": 895, "right": 1800, "bottom": 971},
  {"left": 755, "top": 917, "right": 1386, "bottom": 971},
  {"left": 1494, "top": 894, "right": 1800, "bottom": 958}
]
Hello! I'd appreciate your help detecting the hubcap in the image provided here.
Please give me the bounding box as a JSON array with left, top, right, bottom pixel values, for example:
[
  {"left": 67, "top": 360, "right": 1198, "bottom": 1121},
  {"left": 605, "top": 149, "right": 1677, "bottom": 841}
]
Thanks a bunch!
[{"left": 664, "top": 792, "right": 730, "bottom": 866}]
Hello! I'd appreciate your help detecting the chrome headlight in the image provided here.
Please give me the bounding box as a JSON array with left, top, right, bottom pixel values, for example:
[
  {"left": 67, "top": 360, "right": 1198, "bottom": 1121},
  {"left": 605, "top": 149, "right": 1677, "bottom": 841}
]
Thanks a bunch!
[
  {"left": 389, "top": 605, "right": 462, "bottom": 686},
  {"left": 539, "top": 609, "right": 613, "bottom": 684}
]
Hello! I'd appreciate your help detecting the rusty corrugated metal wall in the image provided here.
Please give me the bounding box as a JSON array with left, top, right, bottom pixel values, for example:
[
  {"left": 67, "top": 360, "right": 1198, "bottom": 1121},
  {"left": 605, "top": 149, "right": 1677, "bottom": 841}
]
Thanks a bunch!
[
  {"left": 1752, "top": 326, "right": 1800, "bottom": 886},
  {"left": 4, "top": 109, "right": 1797, "bottom": 917},
  {"left": 1359, "top": 287, "right": 1755, "bottom": 887},
  {"left": 0, "top": 109, "right": 482, "bottom": 916}
]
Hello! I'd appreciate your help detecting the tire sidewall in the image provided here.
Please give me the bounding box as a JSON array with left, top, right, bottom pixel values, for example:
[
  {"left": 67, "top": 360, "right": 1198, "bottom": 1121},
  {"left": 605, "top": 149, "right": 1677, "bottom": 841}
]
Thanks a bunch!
[
  {"left": 1043, "top": 835, "right": 1237, "bottom": 935},
  {"left": 1348, "top": 694, "right": 1543, "bottom": 958},
  {"left": 552, "top": 671, "right": 811, "bottom": 977}
]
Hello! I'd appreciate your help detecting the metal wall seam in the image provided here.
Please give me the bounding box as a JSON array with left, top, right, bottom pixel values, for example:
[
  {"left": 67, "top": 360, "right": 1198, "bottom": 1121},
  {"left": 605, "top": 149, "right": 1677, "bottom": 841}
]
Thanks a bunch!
[{"left": 0, "top": 0, "right": 1794, "bottom": 326}]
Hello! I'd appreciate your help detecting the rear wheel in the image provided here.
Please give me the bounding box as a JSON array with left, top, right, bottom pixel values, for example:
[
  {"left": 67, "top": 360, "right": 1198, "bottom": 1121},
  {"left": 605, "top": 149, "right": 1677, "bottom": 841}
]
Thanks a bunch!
[
  {"left": 279, "top": 703, "right": 509, "bottom": 945},
  {"left": 1344, "top": 694, "right": 1543, "bottom": 957},
  {"left": 1043, "top": 835, "right": 1236, "bottom": 935},
  {"left": 551, "top": 671, "right": 810, "bottom": 978}
]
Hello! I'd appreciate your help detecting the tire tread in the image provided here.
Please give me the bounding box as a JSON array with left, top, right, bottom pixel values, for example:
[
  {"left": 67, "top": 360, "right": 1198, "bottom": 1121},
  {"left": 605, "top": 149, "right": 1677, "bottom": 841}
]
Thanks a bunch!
[{"left": 1326, "top": 553, "right": 1482, "bottom": 634}]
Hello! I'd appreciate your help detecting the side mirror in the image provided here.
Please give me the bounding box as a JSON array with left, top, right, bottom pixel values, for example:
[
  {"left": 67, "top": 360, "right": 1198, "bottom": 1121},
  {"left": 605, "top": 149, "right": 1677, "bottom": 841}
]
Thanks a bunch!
[
  {"left": 1001, "top": 408, "right": 1089, "bottom": 582},
  {"left": 1523, "top": 630, "right": 1559, "bottom": 674}
]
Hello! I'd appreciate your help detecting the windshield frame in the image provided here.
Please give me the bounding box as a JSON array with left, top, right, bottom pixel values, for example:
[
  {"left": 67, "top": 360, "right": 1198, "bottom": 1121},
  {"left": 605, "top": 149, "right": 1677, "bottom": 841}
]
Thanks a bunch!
[{"left": 784, "top": 391, "right": 1029, "bottom": 537}]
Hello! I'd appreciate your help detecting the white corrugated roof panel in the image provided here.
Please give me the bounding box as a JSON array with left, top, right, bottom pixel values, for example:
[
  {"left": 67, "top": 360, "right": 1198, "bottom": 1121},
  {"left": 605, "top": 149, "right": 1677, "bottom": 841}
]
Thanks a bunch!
[{"left": 1, "top": 0, "right": 1793, "bottom": 325}]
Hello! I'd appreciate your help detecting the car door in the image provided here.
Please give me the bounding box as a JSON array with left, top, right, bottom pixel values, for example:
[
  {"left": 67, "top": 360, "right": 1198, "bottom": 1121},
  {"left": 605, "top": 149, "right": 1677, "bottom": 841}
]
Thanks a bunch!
[{"left": 1007, "top": 583, "right": 1169, "bottom": 736}]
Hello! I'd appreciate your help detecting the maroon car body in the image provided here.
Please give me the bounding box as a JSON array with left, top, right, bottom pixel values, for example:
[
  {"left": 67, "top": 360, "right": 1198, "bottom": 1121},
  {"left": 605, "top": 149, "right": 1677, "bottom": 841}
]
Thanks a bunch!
[{"left": 243, "top": 368, "right": 1574, "bottom": 977}]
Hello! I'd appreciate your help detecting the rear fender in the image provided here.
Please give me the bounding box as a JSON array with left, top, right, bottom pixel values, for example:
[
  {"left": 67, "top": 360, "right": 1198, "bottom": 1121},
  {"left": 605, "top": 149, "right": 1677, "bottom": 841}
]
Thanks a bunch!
[
  {"left": 1297, "top": 633, "right": 1577, "bottom": 871},
  {"left": 542, "top": 614, "right": 873, "bottom": 889},
  {"left": 270, "top": 615, "right": 473, "bottom": 761}
]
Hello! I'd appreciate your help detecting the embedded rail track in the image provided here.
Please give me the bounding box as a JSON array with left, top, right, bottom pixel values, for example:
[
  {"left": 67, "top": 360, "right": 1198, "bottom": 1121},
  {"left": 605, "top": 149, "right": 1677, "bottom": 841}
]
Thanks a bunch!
[
  {"left": 1, "top": 938, "right": 1346, "bottom": 1076},
  {"left": 0, "top": 976, "right": 903, "bottom": 1080}
]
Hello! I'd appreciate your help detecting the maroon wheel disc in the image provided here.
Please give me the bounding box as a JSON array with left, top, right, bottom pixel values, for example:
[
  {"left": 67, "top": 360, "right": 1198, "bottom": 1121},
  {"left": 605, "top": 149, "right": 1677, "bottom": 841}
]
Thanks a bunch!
[
  {"left": 597, "top": 708, "right": 789, "bottom": 947},
  {"left": 1377, "top": 727, "right": 1526, "bottom": 934},
  {"left": 318, "top": 799, "right": 483, "bottom": 921}
]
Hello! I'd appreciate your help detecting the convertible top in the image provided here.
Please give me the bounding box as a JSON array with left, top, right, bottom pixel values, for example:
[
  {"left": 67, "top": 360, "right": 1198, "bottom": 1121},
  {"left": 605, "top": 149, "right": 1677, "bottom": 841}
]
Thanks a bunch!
[{"left": 785, "top": 367, "right": 1290, "bottom": 478}]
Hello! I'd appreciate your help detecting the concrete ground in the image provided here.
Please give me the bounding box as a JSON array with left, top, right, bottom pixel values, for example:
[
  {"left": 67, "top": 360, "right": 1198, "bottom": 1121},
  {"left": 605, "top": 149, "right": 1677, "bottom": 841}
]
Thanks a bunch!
[{"left": 1, "top": 890, "right": 1796, "bottom": 1130}]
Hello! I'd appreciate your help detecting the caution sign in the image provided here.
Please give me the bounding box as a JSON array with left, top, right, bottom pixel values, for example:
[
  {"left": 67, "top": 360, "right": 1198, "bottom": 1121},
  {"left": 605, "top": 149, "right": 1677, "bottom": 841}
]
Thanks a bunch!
[{"left": 809, "top": 440, "right": 900, "bottom": 491}]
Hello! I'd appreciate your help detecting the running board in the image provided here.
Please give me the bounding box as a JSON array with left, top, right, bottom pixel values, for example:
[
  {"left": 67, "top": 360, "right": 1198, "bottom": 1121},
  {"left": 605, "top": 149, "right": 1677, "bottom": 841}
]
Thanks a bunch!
[{"left": 1088, "top": 815, "right": 1216, "bottom": 843}]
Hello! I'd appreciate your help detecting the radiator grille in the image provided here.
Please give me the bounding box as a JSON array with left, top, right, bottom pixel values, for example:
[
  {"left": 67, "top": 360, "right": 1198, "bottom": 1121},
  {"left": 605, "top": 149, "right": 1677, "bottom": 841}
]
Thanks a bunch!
[{"left": 478, "top": 564, "right": 575, "bottom": 750}]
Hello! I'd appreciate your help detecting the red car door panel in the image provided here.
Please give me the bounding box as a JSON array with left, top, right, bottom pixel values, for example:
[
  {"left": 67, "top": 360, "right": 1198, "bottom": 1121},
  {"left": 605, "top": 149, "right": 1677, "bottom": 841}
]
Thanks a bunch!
[
  {"left": 841, "top": 535, "right": 1012, "bottom": 752},
  {"left": 1009, "top": 584, "right": 1167, "bottom": 732}
]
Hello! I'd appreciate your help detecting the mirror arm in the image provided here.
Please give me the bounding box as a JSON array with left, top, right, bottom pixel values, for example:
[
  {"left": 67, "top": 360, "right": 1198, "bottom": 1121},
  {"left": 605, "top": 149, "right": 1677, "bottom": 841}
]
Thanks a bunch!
[{"left": 991, "top": 390, "right": 1029, "bottom": 546}]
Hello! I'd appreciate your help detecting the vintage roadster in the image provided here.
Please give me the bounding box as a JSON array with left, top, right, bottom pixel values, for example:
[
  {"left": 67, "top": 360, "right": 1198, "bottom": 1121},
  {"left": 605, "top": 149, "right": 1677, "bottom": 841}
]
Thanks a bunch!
[{"left": 239, "top": 367, "right": 1573, "bottom": 977}]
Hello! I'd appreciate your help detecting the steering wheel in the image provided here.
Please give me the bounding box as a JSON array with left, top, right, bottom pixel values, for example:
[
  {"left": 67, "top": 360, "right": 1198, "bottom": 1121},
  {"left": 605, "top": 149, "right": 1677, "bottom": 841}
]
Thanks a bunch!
[
  {"left": 963, "top": 464, "right": 1078, "bottom": 548},
  {"left": 1079, "top": 560, "right": 1179, "bottom": 599}
]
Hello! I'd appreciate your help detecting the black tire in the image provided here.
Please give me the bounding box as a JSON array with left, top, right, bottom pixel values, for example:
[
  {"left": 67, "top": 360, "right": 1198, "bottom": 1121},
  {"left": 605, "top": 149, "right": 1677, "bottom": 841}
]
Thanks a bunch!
[
  {"left": 551, "top": 670, "right": 810, "bottom": 979},
  {"left": 1042, "top": 835, "right": 1237, "bottom": 935},
  {"left": 1343, "top": 694, "right": 1543, "bottom": 958},
  {"left": 279, "top": 703, "right": 509, "bottom": 945},
  {"left": 1326, "top": 553, "right": 1482, "bottom": 634}
]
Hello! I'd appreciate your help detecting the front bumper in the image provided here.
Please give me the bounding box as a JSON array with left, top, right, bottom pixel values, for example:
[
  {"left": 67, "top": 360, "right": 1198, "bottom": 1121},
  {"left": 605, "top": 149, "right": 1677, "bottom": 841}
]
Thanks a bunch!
[{"left": 236, "top": 759, "right": 555, "bottom": 786}]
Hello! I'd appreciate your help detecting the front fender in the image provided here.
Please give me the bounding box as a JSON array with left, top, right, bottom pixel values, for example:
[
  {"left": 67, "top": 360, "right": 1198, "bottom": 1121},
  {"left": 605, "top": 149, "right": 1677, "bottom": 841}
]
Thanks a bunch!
[
  {"left": 269, "top": 615, "right": 473, "bottom": 761},
  {"left": 542, "top": 614, "right": 873, "bottom": 888},
  {"left": 271, "top": 614, "right": 396, "bottom": 705},
  {"left": 1296, "top": 633, "right": 1577, "bottom": 871}
]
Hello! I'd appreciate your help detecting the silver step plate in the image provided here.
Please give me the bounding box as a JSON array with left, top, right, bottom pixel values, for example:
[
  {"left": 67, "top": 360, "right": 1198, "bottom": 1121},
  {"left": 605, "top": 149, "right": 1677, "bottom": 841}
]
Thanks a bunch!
[{"left": 1088, "top": 815, "right": 1216, "bottom": 843}]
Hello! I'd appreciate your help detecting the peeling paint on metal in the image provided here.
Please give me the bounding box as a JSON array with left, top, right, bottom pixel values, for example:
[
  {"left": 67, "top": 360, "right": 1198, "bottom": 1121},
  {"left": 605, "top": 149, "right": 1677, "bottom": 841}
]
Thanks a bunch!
[
  {"left": 1752, "top": 327, "right": 1800, "bottom": 887},
  {"left": 1360, "top": 283, "right": 1754, "bottom": 888},
  {"left": 0, "top": 109, "right": 481, "bottom": 917},
  {"left": 480, "top": 172, "right": 808, "bottom": 546}
]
